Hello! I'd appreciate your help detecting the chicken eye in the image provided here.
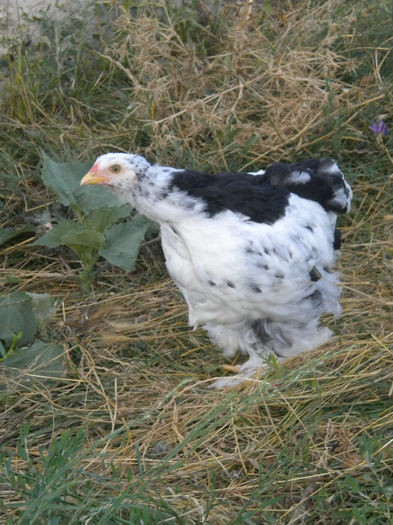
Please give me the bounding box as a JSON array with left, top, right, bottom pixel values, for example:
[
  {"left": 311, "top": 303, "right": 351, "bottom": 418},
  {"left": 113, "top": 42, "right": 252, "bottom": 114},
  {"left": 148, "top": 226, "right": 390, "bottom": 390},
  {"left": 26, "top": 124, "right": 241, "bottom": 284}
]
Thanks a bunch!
[{"left": 111, "top": 164, "right": 121, "bottom": 174}]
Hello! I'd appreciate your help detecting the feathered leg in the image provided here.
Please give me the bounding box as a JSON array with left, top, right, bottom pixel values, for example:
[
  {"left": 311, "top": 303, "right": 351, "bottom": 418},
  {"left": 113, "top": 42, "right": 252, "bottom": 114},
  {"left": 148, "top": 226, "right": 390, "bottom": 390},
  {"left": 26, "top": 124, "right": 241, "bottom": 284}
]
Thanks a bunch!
[
  {"left": 207, "top": 322, "right": 269, "bottom": 389},
  {"left": 210, "top": 347, "right": 267, "bottom": 389},
  {"left": 208, "top": 318, "right": 333, "bottom": 389}
]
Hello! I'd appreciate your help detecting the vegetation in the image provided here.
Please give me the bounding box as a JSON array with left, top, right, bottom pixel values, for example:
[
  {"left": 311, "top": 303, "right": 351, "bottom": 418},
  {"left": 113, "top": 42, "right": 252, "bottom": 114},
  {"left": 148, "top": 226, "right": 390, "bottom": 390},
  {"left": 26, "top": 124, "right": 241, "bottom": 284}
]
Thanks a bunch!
[
  {"left": 0, "top": 0, "right": 392, "bottom": 522},
  {"left": 31, "top": 153, "right": 154, "bottom": 292}
]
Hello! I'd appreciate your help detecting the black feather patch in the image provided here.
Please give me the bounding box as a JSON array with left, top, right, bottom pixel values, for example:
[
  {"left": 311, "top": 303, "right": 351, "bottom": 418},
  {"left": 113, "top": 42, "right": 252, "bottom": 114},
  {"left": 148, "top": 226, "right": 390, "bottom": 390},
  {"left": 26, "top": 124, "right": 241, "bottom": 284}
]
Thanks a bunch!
[
  {"left": 170, "top": 170, "right": 289, "bottom": 224},
  {"left": 306, "top": 289, "right": 323, "bottom": 307},
  {"left": 261, "top": 158, "right": 350, "bottom": 214},
  {"left": 251, "top": 320, "right": 271, "bottom": 344},
  {"left": 309, "top": 267, "right": 322, "bottom": 282},
  {"left": 333, "top": 229, "right": 342, "bottom": 250}
]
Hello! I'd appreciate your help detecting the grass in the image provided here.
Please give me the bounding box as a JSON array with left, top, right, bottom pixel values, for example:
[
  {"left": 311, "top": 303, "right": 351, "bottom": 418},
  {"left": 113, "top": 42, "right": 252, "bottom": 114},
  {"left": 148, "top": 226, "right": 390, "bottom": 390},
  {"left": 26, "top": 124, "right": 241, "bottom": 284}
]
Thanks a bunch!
[{"left": 0, "top": 0, "right": 393, "bottom": 522}]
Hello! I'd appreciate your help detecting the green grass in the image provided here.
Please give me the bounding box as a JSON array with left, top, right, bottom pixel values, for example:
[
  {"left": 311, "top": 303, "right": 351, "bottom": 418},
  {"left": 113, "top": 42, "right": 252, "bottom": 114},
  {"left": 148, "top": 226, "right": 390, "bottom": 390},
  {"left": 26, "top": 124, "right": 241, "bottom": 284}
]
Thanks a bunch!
[{"left": 0, "top": 0, "right": 393, "bottom": 523}]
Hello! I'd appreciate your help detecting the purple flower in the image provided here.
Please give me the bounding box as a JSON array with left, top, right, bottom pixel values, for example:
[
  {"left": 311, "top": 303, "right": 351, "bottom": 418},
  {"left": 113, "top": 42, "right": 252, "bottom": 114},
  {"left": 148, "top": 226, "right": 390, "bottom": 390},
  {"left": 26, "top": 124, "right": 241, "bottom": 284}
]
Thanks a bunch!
[{"left": 369, "top": 120, "right": 388, "bottom": 136}]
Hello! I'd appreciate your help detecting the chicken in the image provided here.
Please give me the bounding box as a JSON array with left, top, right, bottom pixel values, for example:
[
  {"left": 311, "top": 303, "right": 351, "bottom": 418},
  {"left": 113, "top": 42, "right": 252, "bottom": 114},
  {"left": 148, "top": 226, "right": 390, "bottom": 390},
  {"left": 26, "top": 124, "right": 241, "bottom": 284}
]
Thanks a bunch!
[{"left": 81, "top": 154, "right": 352, "bottom": 388}]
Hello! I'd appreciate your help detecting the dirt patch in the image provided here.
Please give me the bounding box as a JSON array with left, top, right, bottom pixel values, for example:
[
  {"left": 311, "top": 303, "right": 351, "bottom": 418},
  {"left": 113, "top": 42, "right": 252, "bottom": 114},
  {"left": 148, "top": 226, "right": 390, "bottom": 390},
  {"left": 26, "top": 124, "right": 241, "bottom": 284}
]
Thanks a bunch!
[{"left": 0, "top": 0, "right": 94, "bottom": 56}]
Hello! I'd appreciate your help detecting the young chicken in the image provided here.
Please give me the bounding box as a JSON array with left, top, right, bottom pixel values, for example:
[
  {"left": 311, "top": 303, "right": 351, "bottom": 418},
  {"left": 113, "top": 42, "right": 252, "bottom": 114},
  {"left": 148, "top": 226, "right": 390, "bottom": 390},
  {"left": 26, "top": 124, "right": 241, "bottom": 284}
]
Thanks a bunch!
[{"left": 81, "top": 153, "right": 351, "bottom": 388}]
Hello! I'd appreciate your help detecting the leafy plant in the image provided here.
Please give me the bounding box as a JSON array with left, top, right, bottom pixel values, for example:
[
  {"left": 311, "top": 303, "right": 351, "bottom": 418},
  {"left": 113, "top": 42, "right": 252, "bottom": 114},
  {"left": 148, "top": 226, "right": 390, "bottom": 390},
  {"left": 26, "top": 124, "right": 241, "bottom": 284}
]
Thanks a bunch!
[
  {"left": 0, "top": 225, "right": 35, "bottom": 246},
  {"left": 32, "top": 152, "right": 156, "bottom": 292},
  {"left": 0, "top": 291, "right": 37, "bottom": 348},
  {"left": 0, "top": 291, "right": 64, "bottom": 391}
]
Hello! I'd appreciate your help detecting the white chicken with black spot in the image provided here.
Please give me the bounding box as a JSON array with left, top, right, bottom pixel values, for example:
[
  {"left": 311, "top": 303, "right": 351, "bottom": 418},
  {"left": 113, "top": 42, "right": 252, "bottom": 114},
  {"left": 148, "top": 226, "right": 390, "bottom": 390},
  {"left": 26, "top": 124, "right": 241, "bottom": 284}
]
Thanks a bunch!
[{"left": 81, "top": 153, "right": 352, "bottom": 388}]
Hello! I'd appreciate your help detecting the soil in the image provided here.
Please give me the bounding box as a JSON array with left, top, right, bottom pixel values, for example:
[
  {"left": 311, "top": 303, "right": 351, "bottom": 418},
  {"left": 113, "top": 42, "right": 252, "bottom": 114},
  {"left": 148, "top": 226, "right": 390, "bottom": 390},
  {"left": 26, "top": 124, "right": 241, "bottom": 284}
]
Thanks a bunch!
[{"left": 0, "top": 0, "right": 93, "bottom": 57}]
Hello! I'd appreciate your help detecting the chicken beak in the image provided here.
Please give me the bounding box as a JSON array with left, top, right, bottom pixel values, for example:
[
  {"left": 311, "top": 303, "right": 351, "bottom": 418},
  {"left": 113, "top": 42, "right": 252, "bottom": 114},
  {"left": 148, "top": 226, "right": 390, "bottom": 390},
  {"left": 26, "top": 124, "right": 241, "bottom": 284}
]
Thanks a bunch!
[{"left": 80, "top": 170, "right": 110, "bottom": 186}]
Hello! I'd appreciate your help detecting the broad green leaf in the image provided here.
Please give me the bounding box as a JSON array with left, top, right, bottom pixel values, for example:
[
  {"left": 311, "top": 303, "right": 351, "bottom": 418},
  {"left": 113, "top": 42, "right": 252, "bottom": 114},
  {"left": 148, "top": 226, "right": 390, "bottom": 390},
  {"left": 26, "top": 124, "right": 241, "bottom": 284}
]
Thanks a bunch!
[
  {"left": 0, "top": 340, "right": 65, "bottom": 391},
  {"left": 83, "top": 205, "right": 132, "bottom": 233},
  {"left": 144, "top": 217, "right": 160, "bottom": 236},
  {"left": 0, "top": 225, "right": 35, "bottom": 246},
  {"left": 31, "top": 220, "right": 105, "bottom": 250},
  {"left": 41, "top": 151, "right": 125, "bottom": 213},
  {"left": 0, "top": 228, "right": 19, "bottom": 246},
  {"left": 41, "top": 151, "right": 92, "bottom": 208},
  {"left": 133, "top": 213, "right": 159, "bottom": 233},
  {"left": 0, "top": 292, "right": 37, "bottom": 346},
  {"left": 61, "top": 226, "right": 105, "bottom": 250},
  {"left": 26, "top": 293, "right": 57, "bottom": 323},
  {"left": 30, "top": 220, "right": 74, "bottom": 249},
  {"left": 73, "top": 185, "right": 125, "bottom": 213},
  {"left": 99, "top": 215, "right": 150, "bottom": 271}
]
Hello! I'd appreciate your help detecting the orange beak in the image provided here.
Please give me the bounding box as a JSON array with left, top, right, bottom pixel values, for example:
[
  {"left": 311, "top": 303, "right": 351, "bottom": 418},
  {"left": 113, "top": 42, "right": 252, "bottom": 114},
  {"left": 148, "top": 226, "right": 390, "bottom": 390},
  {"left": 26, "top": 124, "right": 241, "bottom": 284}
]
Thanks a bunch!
[{"left": 80, "top": 165, "right": 110, "bottom": 186}]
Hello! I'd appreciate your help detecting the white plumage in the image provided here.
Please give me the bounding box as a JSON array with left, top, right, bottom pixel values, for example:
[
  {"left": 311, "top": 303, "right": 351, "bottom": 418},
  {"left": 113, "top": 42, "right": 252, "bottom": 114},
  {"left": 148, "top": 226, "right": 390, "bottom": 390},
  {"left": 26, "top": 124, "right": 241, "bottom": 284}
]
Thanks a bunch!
[{"left": 81, "top": 154, "right": 352, "bottom": 388}]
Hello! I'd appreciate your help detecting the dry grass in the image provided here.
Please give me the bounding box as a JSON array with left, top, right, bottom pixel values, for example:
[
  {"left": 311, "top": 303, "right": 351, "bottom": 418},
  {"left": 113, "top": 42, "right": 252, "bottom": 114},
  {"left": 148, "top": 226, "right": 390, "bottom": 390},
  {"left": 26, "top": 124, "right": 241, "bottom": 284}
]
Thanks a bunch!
[
  {"left": 98, "top": 0, "right": 383, "bottom": 168},
  {"left": 1, "top": 0, "right": 393, "bottom": 523}
]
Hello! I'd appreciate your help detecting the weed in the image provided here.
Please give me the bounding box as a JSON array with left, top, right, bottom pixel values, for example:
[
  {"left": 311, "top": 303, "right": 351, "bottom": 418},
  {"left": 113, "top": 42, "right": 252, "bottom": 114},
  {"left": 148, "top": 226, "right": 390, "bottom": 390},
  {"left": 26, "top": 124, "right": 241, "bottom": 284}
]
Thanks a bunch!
[{"left": 30, "top": 153, "right": 154, "bottom": 292}]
